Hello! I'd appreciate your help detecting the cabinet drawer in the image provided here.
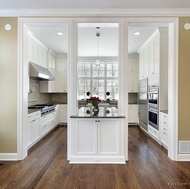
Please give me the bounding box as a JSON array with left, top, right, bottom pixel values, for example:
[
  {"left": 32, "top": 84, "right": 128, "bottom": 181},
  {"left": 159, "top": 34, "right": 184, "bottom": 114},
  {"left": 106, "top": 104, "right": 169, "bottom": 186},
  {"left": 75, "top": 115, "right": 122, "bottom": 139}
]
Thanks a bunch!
[
  {"left": 161, "top": 113, "right": 168, "bottom": 124},
  {"left": 28, "top": 111, "right": 41, "bottom": 122},
  {"left": 40, "top": 112, "right": 55, "bottom": 124},
  {"left": 148, "top": 125, "right": 159, "bottom": 140},
  {"left": 41, "top": 118, "right": 55, "bottom": 135}
]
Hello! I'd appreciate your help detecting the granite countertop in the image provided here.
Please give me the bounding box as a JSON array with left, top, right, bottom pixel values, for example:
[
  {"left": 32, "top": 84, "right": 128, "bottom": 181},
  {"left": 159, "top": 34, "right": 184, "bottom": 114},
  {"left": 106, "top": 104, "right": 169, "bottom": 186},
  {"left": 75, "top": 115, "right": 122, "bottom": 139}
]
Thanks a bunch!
[
  {"left": 71, "top": 106, "right": 125, "bottom": 118},
  {"left": 70, "top": 114, "right": 125, "bottom": 118}
]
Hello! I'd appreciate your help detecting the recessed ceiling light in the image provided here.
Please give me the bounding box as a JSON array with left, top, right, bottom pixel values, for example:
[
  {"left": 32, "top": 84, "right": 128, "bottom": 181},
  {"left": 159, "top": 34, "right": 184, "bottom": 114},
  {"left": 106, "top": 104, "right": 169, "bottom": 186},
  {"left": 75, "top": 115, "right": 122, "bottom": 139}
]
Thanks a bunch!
[
  {"left": 134, "top": 32, "right": 140, "bottom": 36},
  {"left": 57, "top": 32, "right": 63, "bottom": 36}
]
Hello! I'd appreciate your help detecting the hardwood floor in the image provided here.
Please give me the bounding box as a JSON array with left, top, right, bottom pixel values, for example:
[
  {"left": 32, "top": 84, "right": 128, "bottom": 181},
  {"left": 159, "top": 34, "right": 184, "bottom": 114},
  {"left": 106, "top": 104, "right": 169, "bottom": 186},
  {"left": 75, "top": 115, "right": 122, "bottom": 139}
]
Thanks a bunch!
[{"left": 1, "top": 125, "right": 190, "bottom": 189}]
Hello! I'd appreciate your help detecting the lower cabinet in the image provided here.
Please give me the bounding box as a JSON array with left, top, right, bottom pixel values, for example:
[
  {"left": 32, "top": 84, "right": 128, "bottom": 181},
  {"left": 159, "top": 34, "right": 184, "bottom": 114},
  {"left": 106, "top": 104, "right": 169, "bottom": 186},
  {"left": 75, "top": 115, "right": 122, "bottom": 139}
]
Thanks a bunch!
[
  {"left": 57, "top": 104, "right": 67, "bottom": 124},
  {"left": 159, "top": 112, "right": 168, "bottom": 149},
  {"left": 128, "top": 105, "right": 138, "bottom": 124},
  {"left": 148, "top": 125, "right": 159, "bottom": 142},
  {"left": 27, "top": 111, "right": 41, "bottom": 148},
  {"left": 70, "top": 118, "right": 126, "bottom": 164},
  {"left": 40, "top": 111, "right": 56, "bottom": 136}
]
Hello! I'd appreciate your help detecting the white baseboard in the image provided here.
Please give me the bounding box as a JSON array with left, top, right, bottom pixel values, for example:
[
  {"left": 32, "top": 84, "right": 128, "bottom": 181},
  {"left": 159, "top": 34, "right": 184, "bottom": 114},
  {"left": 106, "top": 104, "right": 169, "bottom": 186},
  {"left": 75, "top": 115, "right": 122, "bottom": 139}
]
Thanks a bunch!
[
  {"left": 177, "top": 154, "right": 190, "bottom": 161},
  {"left": 69, "top": 156, "right": 126, "bottom": 164},
  {"left": 0, "top": 153, "right": 18, "bottom": 161}
]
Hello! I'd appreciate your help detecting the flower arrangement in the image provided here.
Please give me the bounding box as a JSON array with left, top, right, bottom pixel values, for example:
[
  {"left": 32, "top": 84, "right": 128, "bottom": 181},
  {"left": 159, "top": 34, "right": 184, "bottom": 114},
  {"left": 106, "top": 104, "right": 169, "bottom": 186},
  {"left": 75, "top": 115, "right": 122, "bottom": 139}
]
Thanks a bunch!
[{"left": 88, "top": 96, "right": 101, "bottom": 107}]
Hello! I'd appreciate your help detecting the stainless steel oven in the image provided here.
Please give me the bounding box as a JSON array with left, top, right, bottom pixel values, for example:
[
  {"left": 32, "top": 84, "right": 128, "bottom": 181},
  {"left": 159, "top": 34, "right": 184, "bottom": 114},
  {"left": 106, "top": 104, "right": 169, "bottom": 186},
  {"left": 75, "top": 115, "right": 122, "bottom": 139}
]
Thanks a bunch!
[
  {"left": 148, "top": 107, "right": 158, "bottom": 130},
  {"left": 148, "top": 86, "right": 159, "bottom": 108}
]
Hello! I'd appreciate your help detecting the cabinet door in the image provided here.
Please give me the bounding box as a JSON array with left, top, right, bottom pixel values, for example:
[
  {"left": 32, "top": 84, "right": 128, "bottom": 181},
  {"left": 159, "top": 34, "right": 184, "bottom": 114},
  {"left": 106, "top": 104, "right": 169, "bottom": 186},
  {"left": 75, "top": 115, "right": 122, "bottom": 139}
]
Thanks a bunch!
[
  {"left": 154, "top": 36, "right": 160, "bottom": 75},
  {"left": 130, "top": 72, "right": 138, "bottom": 92},
  {"left": 57, "top": 104, "right": 67, "bottom": 123},
  {"left": 31, "top": 118, "right": 40, "bottom": 142},
  {"left": 143, "top": 46, "right": 149, "bottom": 78},
  {"left": 74, "top": 119, "right": 97, "bottom": 156},
  {"left": 149, "top": 42, "right": 155, "bottom": 75},
  {"left": 27, "top": 121, "right": 33, "bottom": 147},
  {"left": 159, "top": 112, "right": 168, "bottom": 148},
  {"left": 98, "top": 119, "right": 121, "bottom": 156},
  {"left": 128, "top": 105, "right": 138, "bottom": 123},
  {"left": 139, "top": 52, "right": 144, "bottom": 80},
  {"left": 62, "top": 69, "right": 67, "bottom": 92}
]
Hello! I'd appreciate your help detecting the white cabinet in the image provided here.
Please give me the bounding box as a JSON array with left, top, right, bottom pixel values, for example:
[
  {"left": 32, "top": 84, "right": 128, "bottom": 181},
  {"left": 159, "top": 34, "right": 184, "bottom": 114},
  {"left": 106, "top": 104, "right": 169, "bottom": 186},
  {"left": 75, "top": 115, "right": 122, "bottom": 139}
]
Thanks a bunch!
[
  {"left": 149, "top": 36, "right": 160, "bottom": 76},
  {"left": 70, "top": 118, "right": 125, "bottom": 163},
  {"left": 56, "top": 55, "right": 67, "bottom": 92},
  {"left": 28, "top": 31, "right": 48, "bottom": 68},
  {"left": 40, "top": 111, "right": 56, "bottom": 136},
  {"left": 128, "top": 55, "right": 139, "bottom": 92},
  {"left": 148, "top": 125, "right": 160, "bottom": 142},
  {"left": 27, "top": 111, "right": 41, "bottom": 148},
  {"left": 128, "top": 105, "right": 138, "bottom": 124},
  {"left": 138, "top": 30, "right": 160, "bottom": 80},
  {"left": 159, "top": 112, "right": 168, "bottom": 149},
  {"left": 57, "top": 104, "right": 67, "bottom": 124},
  {"left": 40, "top": 54, "right": 67, "bottom": 93}
]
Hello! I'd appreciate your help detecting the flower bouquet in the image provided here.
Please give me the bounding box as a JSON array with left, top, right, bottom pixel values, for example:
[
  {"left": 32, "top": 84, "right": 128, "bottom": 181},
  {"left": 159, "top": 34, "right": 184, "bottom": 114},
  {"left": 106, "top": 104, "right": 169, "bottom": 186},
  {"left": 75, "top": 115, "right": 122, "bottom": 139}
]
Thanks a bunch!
[
  {"left": 88, "top": 96, "right": 101, "bottom": 116},
  {"left": 88, "top": 96, "right": 101, "bottom": 107}
]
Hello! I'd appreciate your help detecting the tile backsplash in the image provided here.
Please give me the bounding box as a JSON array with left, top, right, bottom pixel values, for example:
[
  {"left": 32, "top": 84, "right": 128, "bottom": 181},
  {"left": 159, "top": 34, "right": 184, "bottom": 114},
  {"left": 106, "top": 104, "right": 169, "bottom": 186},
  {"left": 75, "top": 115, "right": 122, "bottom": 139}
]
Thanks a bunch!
[
  {"left": 128, "top": 93, "right": 138, "bottom": 104},
  {"left": 28, "top": 78, "right": 67, "bottom": 106}
]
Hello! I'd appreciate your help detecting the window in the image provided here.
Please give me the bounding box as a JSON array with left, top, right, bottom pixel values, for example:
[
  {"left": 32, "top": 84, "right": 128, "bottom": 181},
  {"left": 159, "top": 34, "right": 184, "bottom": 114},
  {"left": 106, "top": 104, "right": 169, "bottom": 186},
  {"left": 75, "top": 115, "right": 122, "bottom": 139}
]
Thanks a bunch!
[{"left": 77, "top": 60, "right": 118, "bottom": 100}]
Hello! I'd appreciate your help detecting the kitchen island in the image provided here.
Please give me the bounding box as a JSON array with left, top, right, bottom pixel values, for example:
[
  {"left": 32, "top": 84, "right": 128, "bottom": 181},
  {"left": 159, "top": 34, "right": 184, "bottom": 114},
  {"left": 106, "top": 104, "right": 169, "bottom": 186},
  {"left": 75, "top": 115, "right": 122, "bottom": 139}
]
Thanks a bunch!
[{"left": 69, "top": 108, "right": 126, "bottom": 164}]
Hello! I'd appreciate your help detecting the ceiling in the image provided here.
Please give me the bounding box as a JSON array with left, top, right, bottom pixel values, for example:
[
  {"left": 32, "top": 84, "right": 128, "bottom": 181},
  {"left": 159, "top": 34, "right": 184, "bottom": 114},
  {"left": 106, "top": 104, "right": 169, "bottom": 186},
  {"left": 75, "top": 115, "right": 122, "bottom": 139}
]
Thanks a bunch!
[
  {"left": 28, "top": 22, "right": 170, "bottom": 56},
  {"left": 1, "top": 0, "right": 190, "bottom": 9},
  {"left": 28, "top": 23, "right": 68, "bottom": 55}
]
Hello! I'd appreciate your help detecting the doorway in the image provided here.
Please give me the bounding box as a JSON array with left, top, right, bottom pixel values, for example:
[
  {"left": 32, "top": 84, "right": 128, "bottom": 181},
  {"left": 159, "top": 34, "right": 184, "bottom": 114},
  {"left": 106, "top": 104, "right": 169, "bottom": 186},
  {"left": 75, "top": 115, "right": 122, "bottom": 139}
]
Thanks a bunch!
[
  {"left": 18, "top": 18, "right": 70, "bottom": 159},
  {"left": 127, "top": 18, "right": 178, "bottom": 160}
]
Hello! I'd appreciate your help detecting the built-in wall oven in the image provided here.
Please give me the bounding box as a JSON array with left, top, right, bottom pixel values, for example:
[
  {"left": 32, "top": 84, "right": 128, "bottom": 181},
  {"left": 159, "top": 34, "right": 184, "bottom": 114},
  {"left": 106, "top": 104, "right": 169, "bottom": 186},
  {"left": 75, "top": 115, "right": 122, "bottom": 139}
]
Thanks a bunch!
[
  {"left": 148, "top": 107, "right": 158, "bottom": 130},
  {"left": 148, "top": 85, "right": 159, "bottom": 130},
  {"left": 148, "top": 86, "right": 159, "bottom": 108}
]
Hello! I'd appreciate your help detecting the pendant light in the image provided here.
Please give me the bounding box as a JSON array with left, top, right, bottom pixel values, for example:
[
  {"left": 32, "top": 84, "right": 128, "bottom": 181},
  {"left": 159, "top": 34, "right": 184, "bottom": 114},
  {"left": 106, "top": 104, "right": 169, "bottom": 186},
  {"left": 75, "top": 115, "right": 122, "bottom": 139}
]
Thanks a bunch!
[{"left": 95, "top": 27, "right": 101, "bottom": 68}]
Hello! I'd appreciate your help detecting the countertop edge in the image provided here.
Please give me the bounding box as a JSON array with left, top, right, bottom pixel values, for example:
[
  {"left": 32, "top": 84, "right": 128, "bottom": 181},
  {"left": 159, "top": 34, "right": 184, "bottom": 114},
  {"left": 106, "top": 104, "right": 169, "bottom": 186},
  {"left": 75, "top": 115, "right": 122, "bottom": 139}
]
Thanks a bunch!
[{"left": 70, "top": 115, "right": 125, "bottom": 118}]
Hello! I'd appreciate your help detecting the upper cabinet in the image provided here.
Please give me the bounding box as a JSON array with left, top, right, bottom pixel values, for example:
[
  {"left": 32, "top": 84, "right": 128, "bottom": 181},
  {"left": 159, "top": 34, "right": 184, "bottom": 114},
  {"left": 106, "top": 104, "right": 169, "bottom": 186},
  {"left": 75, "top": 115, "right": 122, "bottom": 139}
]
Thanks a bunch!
[
  {"left": 40, "top": 53, "right": 67, "bottom": 93},
  {"left": 138, "top": 27, "right": 168, "bottom": 110},
  {"left": 28, "top": 32, "right": 48, "bottom": 68},
  {"left": 128, "top": 54, "right": 139, "bottom": 92},
  {"left": 28, "top": 22, "right": 68, "bottom": 94},
  {"left": 138, "top": 27, "right": 168, "bottom": 83}
]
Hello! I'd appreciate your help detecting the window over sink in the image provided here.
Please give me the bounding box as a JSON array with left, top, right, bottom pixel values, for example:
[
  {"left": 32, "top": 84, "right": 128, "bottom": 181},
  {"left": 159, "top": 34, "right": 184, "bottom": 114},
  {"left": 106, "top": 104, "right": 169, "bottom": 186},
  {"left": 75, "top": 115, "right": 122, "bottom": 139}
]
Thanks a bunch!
[
  {"left": 77, "top": 60, "right": 118, "bottom": 100},
  {"left": 77, "top": 22, "right": 119, "bottom": 100}
]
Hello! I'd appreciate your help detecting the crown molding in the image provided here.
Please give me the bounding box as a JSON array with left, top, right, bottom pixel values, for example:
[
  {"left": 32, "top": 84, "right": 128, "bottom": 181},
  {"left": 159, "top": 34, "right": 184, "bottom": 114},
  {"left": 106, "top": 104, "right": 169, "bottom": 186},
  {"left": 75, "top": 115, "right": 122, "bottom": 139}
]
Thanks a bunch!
[{"left": 0, "top": 8, "right": 190, "bottom": 17}]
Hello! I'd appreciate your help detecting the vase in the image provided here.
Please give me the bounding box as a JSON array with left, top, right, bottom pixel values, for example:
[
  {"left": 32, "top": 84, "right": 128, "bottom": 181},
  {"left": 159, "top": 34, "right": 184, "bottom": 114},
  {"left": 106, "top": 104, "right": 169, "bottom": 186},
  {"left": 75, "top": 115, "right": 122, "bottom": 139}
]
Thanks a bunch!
[{"left": 92, "top": 106, "right": 99, "bottom": 116}]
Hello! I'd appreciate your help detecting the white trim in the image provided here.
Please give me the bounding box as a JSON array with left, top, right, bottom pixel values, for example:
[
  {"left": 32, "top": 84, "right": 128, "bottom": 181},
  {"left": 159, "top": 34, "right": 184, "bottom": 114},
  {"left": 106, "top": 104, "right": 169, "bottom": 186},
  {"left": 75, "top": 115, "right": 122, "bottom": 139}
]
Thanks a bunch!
[
  {"left": 69, "top": 155, "right": 126, "bottom": 164},
  {"left": 1, "top": 9, "right": 190, "bottom": 17},
  {"left": 16, "top": 16, "right": 179, "bottom": 162},
  {"left": 0, "top": 153, "right": 18, "bottom": 161},
  {"left": 138, "top": 30, "right": 159, "bottom": 53},
  {"left": 168, "top": 19, "right": 179, "bottom": 161},
  {"left": 177, "top": 154, "right": 190, "bottom": 161}
]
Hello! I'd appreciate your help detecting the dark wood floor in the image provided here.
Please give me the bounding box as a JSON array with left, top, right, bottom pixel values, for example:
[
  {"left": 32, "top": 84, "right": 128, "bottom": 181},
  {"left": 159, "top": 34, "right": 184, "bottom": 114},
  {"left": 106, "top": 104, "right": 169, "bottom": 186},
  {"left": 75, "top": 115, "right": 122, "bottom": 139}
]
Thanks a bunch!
[{"left": 1, "top": 125, "right": 190, "bottom": 189}]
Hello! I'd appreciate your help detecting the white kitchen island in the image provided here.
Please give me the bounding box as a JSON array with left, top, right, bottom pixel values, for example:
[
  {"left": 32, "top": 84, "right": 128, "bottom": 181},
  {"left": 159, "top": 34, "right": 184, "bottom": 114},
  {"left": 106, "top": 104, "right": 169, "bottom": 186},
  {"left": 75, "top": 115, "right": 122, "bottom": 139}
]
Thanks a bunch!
[{"left": 69, "top": 111, "right": 126, "bottom": 164}]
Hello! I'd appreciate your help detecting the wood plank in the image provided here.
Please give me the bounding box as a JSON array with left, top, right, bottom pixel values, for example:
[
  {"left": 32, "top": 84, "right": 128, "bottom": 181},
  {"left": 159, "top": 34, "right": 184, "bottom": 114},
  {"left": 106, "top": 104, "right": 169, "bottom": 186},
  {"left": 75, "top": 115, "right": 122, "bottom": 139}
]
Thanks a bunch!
[{"left": 0, "top": 125, "right": 190, "bottom": 189}]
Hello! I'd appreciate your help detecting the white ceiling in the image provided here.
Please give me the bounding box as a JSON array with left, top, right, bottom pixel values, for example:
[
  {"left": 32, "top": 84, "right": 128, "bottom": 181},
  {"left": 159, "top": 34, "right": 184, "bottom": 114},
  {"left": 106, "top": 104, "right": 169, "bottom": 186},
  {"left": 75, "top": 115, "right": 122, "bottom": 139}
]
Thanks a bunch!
[
  {"left": 28, "top": 23, "right": 68, "bottom": 55},
  {"left": 28, "top": 22, "right": 170, "bottom": 56},
  {"left": 1, "top": 0, "right": 190, "bottom": 9}
]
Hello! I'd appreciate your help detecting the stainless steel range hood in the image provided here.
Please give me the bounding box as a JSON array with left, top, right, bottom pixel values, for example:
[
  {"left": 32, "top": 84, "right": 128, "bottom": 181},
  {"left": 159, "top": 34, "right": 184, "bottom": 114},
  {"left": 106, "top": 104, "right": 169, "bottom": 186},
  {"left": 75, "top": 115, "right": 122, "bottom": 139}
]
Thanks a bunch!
[{"left": 29, "top": 62, "right": 55, "bottom": 81}]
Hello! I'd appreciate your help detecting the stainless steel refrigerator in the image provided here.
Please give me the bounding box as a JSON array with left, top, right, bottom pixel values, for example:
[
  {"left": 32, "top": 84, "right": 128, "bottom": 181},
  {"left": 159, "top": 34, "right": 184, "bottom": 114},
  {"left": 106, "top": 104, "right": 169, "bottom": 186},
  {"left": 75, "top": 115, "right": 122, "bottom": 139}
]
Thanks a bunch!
[{"left": 138, "top": 78, "right": 148, "bottom": 131}]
